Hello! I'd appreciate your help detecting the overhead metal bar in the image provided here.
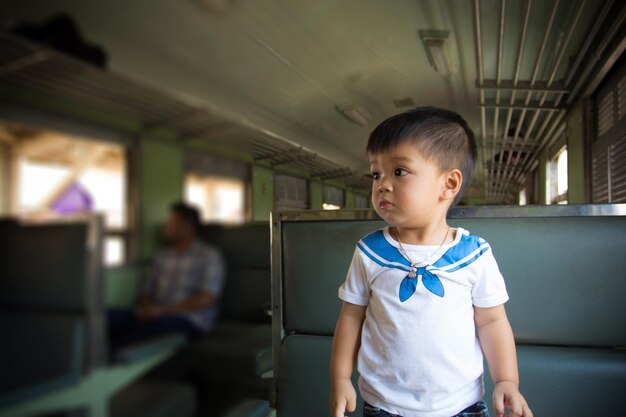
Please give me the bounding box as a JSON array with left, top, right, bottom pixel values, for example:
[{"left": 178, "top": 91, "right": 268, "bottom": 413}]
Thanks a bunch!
[
  {"left": 332, "top": 172, "right": 371, "bottom": 191},
  {"left": 7, "top": 62, "right": 163, "bottom": 121},
  {"left": 0, "top": 36, "right": 186, "bottom": 122},
  {"left": 0, "top": 50, "right": 50, "bottom": 76},
  {"left": 498, "top": 0, "right": 612, "bottom": 198},
  {"left": 0, "top": 33, "right": 368, "bottom": 191},
  {"left": 490, "top": 0, "right": 561, "bottom": 199},
  {"left": 142, "top": 108, "right": 208, "bottom": 131},
  {"left": 270, "top": 152, "right": 317, "bottom": 168},
  {"left": 480, "top": 99, "right": 565, "bottom": 112},
  {"left": 252, "top": 141, "right": 340, "bottom": 179},
  {"left": 472, "top": 0, "right": 488, "bottom": 201},
  {"left": 253, "top": 146, "right": 319, "bottom": 168},
  {"left": 316, "top": 167, "right": 355, "bottom": 181},
  {"left": 253, "top": 146, "right": 301, "bottom": 163},
  {"left": 477, "top": 79, "right": 568, "bottom": 94},
  {"left": 567, "top": 1, "right": 624, "bottom": 104},
  {"left": 504, "top": 121, "right": 567, "bottom": 195},
  {"left": 517, "top": 0, "right": 613, "bottom": 174},
  {"left": 488, "top": 0, "right": 506, "bottom": 200},
  {"left": 497, "top": 0, "right": 588, "bottom": 199},
  {"left": 564, "top": 1, "right": 616, "bottom": 96},
  {"left": 493, "top": 0, "right": 532, "bottom": 200},
  {"left": 482, "top": 140, "right": 539, "bottom": 151},
  {"left": 484, "top": 162, "right": 526, "bottom": 173},
  {"left": 181, "top": 122, "right": 242, "bottom": 142}
]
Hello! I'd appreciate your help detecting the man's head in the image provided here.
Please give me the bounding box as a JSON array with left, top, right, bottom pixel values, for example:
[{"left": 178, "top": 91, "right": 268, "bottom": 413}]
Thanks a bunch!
[
  {"left": 164, "top": 201, "right": 201, "bottom": 244},
  {"left": 367, "top": 106, "right": 477, "bottom": 227}
]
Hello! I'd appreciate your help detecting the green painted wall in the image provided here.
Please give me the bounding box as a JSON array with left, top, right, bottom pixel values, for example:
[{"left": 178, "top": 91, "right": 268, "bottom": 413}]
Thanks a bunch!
[
  {"left": 309, "top": 180, "right": 324, "bottom": 210},
  {"left": 105, "top": 266, "right": 142, "bottom": 307},
  {"left": 463, "top": 195, "right": 488, "bottom": 206},
  {"left": 566, "top": 101, "right": 586, "bottom": 204},
  {"left": 344, "top": 189, "right": 355, "bottom": 209},
  {"left": 140, "top": 138, "right": 183, "bottom": 258},
  {"left": 252, "top": 165, "right": 274, "bottom": 221},
  {"left": 537, "top": 148, "right": 549, "bottom": 205}
]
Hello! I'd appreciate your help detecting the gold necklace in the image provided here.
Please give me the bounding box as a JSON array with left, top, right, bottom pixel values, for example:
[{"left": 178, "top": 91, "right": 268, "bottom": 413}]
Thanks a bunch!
[{"left": 393, "top": 226, "right": 450, "bottom": 278}]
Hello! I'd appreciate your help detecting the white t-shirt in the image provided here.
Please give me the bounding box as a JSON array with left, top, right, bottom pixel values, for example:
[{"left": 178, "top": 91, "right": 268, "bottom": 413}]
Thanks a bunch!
[{"left": 338, "top": 227, "right": 509, "bottom": 417}]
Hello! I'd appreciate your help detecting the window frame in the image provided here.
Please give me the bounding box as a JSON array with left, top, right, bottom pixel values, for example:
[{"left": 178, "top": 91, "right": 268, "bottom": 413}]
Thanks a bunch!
[
  {"left": 274, "top": 173, "right": 309, "bottom": 211},
  {"left": 546, "top": 144, "right": 568, "bottom": 205},
  {"left": 184, "top": 173, "right": 247, "bottom": 224},
  {"left": 353, "top": 193, "right": 370, "bottom": 209},
  {"left": 519, "top": 187, "right": 527, "bottom": 206},
  {"left": 589, "top": 55, "right": 626, "bottom": 203},
  {"left": 322, "top": 184, "right": 345, "bottom": 209},
  {"left": 0, "top": 108, "right": 138, "bottom": 267}
]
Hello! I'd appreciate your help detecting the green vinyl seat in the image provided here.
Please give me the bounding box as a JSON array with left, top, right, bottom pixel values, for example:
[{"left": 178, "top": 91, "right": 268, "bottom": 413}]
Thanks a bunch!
[
  {"left": 186, "top": 322, "right": 272, "bottom": 379},
  {"left": 0, "top": 218, "right": 104, "bottom": 406},
  {"left": 272, "top": 206, "right": 626, "bottom": 417},
  {"left": 0, "top": 218, "right": 189, "bottom": 417},
  {"left": 0, "top": 312, "right": 84, "bottom": 406},
  {"left": 189, "top": 223, "right": 272, "bottom": 381},
  {"left": 147, "top": 222, "right": 273, "bottom": 414}
]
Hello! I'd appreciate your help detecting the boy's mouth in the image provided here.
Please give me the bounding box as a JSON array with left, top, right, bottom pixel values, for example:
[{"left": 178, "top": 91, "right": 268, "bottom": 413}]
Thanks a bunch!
[{"left": 379, "top": 199, "right": 394, "bottom": 209}]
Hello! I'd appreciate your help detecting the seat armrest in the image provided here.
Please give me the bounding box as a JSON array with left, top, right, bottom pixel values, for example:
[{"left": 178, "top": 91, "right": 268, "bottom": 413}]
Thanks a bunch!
[{"left": 115, "top": 333, "right": 186, "bottom": 364}]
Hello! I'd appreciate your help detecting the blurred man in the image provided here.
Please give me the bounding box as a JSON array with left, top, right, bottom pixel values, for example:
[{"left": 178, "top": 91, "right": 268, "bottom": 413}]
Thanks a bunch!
[{"left": 108, "top": 201, "right": 225, "bottom": 356}]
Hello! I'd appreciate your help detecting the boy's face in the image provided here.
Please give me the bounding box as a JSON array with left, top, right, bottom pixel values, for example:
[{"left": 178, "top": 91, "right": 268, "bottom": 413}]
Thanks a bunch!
[{"left": 369, "top": 142, "right": 452, "bottom": 229}]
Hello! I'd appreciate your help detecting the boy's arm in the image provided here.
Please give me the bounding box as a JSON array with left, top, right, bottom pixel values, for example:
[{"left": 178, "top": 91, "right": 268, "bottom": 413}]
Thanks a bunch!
[
  {"left": 330, "top": 302, "right": 367, "bottom": 417},
  {"left": 475, "top": 305, "right": 533, "bottom": 417}
]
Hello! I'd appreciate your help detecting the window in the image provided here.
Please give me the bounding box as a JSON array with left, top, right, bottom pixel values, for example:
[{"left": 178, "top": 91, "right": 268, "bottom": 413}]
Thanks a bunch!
[
  {"left": 275, "top": 174, "right": 308, "bottom": 212},
  {"left": 591, "top": 58, "right": 626, "bottom": 203},
  {"left": 184, "top": 175, "right": 245, "bottom": 224},
  {"left": 322, "top": 203, "right": 341, "bottom": 210},
  {"left": 184, "top": 151, "right": 248, "bottom": 222},
  {"left": 323, "top": 185, "right": 344, "bottom": 210},
  {"left": 519, "top": 188, "right": 527, "bottom": 206},
  {"left": 354, "top": 193, "right": 370, "bottom": 209},
  {"left": 7, "top": 125, "right": 129, "bottom": 266},
  {"left": 546, "top": 147, "right": 568, "bottom": 204},
  {"left": 520, "top": 168, "right": 538, "bottom": 205}
]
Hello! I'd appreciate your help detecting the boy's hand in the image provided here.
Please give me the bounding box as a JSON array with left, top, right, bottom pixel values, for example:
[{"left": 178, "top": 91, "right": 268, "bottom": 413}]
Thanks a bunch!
[
  {"left": 493, "top": 381, "right": 533, "bottom": 417},
  {"left": 329, "top": 378, "right": 357, "bottom": 417}
]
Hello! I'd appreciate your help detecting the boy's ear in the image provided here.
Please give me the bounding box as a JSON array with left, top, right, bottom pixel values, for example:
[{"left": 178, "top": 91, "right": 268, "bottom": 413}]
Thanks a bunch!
[{"left": 441, "top": 169, "right": 463, "bottom": 201}]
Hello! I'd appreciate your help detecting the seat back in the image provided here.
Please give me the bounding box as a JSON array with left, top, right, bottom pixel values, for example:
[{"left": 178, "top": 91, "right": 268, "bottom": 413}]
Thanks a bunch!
[
  {"left": 0, "top": 217, "right": 104, "bottom": 405},
  {"left": 199, "top": 223, "right": 271, "bottom": 323},
  {"left": 272, "top": 205, "right": 626, "bottom": 417}
]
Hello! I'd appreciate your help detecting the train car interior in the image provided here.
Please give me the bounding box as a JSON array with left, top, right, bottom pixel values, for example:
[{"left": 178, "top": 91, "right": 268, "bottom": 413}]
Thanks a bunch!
[{"left": 0, "top": 1, "right": 624, "bottom": 417}]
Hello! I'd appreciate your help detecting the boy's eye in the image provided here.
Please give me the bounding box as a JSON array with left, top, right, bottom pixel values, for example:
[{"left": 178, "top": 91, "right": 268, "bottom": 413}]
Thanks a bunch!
[
  {"left": 394, "top": 168, "right": 408, "bottom": 177},
  {"left": 371, "top": 172, "right": 381, "bottom": 181}
]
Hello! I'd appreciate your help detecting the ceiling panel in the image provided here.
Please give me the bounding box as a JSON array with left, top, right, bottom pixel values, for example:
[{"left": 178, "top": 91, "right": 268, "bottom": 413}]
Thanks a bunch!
[{"left": 0, "top": 0, "right": 623, "bottom": 201}]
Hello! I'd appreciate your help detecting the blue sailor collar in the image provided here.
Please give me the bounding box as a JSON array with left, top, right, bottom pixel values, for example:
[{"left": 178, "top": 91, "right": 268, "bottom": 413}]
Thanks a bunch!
[{"left": 356, "top": 227, "right": 491, "bottom": 302}]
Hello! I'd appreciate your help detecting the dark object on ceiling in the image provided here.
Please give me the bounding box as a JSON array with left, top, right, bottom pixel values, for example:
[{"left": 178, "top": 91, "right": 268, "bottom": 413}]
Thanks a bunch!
[{"left": 11, "top": 13, "right": 107, "bottom": 68}]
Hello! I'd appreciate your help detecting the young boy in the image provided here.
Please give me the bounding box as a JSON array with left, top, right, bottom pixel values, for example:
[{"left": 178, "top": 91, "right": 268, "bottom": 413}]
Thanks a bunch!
[{"left": 329, "top": 107, "right": 532, "bottom": 417}]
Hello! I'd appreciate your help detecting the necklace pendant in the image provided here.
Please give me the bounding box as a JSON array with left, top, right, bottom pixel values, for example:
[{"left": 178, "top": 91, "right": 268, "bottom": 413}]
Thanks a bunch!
[{"left": 408, "top": 268, "right": 417, "bottom": 278}]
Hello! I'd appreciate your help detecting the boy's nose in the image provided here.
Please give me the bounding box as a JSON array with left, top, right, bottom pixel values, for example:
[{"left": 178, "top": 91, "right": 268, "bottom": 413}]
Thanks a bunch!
[{"left": 378, "top": 178, "right": 392, "bottom": 192}]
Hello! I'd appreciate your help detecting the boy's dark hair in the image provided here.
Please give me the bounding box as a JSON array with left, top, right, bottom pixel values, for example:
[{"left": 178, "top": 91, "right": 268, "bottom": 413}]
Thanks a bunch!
[
  {"left": 366, "top": 106, "right": 477, "bottom": 206},
  {"left": 170, "top": 201, "right": 201, "bottom": 234}
]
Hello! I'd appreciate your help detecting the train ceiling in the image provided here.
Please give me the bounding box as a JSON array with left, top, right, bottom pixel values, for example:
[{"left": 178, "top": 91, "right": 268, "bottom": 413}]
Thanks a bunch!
[{"left": 0, "top": 0, "right": 624, "bottom": 200}]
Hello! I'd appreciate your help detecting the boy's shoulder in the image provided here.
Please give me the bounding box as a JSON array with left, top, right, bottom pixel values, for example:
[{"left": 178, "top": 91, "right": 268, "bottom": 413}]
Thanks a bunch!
[
  {"left": 356, "top": 228, "right": 389, "bottom": 252},
  {"left": 354, "top": 227, "right": 493, "bottom": 270}
]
